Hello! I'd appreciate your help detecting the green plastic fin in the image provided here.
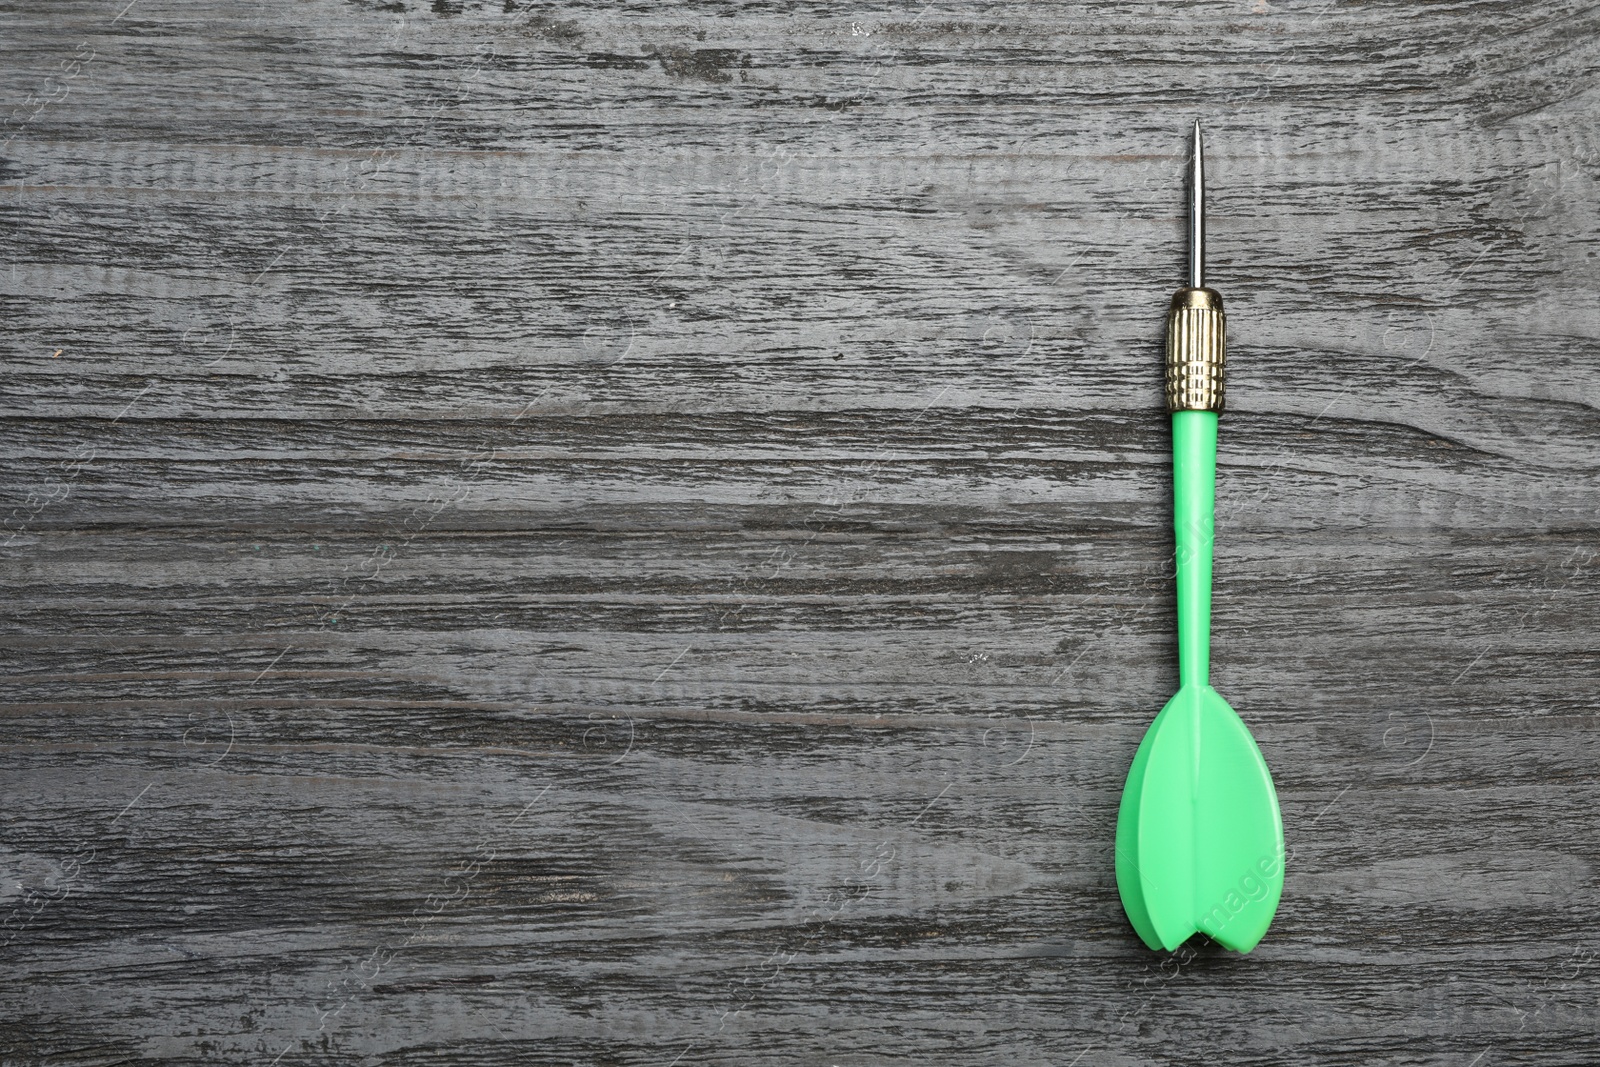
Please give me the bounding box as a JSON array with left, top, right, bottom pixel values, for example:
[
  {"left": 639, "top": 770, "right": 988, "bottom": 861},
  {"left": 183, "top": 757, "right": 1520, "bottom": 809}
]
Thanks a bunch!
[{"left": 1118, "top": 686, "right": 1284, "bottom": 952}]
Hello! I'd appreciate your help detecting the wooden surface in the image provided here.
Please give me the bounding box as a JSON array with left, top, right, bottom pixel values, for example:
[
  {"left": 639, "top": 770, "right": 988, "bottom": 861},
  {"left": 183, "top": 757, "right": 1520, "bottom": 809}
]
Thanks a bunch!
[{"left": 4, "top": 1, "right": 1600, "bottom": 1063}]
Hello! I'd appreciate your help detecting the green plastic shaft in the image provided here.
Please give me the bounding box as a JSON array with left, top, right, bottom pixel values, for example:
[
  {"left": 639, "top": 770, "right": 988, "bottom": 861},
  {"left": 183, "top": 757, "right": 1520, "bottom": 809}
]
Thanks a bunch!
[{"left": 1172, "top": 409, "right": 1217, "bottom": 689}]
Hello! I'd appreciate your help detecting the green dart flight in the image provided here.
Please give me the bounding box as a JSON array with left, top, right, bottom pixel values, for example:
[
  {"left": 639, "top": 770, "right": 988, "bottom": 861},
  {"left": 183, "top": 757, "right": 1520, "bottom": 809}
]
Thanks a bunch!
[{"left": 1114, "top": 122, "right": 1285, "bottom": 953}]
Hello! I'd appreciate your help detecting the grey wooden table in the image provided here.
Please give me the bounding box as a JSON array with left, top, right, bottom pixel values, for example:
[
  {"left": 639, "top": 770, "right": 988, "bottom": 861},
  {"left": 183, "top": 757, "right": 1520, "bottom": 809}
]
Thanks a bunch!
[{"left": 4, "top": 1, "right": 1599, "bottom": 1063}]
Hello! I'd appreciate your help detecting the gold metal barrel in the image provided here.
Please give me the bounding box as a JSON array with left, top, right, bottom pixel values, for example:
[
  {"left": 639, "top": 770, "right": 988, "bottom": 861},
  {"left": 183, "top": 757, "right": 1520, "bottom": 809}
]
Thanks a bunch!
[{"left": 1164, "top": 286, "right": 1225, "bottom": 413}]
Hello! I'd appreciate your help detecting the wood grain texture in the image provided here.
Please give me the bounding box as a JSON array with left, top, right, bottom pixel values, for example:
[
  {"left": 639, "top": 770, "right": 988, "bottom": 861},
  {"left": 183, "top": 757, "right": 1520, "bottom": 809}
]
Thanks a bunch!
[{"left": 3, "top": 0, "right": 1599, "bottom": 1063}]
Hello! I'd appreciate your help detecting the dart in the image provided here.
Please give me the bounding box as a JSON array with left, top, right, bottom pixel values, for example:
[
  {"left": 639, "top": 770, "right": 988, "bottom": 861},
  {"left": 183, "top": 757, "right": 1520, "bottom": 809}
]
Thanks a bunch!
[{"left": 1113, "top": 122, "right": 1286, "bottom": 954}]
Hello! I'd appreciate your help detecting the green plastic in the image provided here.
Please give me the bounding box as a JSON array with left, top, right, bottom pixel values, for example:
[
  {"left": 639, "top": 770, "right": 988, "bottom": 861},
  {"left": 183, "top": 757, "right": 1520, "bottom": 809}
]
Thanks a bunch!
[{"left": 1114, "top": 410, "right": 1285, "bottom": 953}]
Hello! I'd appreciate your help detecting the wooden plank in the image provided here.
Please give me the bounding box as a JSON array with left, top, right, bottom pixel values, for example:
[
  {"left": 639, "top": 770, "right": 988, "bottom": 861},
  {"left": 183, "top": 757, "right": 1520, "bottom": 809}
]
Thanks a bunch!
[{"left": 3, "top": 0, "right": 1599, "bottom": 1062}]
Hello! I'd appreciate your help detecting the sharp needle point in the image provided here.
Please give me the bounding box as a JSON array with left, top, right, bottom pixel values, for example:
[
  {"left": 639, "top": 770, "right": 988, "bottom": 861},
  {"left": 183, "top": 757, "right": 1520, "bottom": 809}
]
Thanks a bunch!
[{"left": 1191, "top": 123, "right": 1204, "bottom": 288}]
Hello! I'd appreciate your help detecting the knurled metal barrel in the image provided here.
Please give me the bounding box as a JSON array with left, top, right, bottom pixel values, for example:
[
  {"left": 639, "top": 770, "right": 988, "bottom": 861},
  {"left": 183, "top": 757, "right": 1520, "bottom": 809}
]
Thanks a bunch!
[{"left": 1164, "top": 287, "right": 1225, "bottom": 413}]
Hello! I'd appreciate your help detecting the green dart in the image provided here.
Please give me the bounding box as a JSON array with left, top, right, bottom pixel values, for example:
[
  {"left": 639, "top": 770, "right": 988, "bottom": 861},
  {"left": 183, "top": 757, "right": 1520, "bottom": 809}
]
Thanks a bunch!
[{"left": 1114, "top": 122, "right": 1285, "bottom": 953}]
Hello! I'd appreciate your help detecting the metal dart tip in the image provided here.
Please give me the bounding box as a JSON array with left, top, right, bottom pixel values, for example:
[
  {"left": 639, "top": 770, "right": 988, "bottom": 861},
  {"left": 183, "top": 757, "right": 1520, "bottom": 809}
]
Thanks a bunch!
[
  {"left": 1189, "top": 121, "right": 1205, "bottom": 290},
  {"left": 1165, "top": 121, "right": 1225, "bottom": 416}
]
